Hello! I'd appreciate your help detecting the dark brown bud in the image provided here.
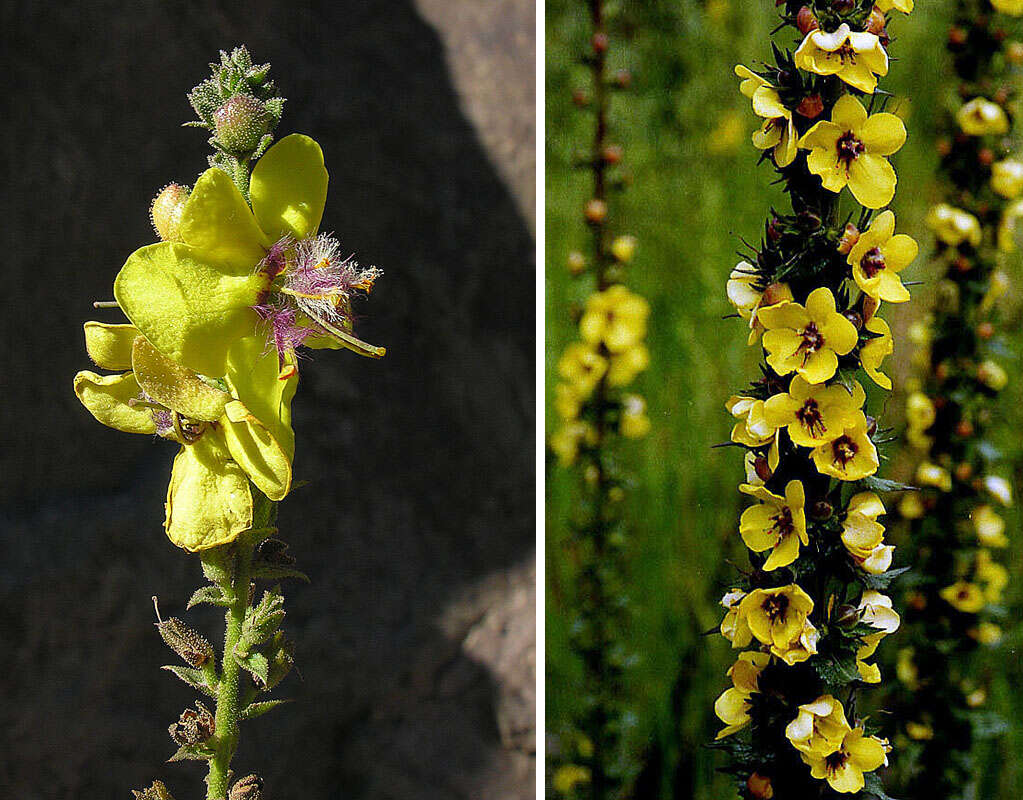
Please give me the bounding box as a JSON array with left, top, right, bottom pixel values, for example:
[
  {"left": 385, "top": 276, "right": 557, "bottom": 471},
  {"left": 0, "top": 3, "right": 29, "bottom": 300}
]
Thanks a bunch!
[
  {"left": 571, "top": 88, "right": 590, "bottom": 107},
  {"left": 979, "top": 147, "right": 996, "bottom": 166},
  {"left": 948, "top": 26, "right": 967, "bottom": 46},
  {"left": 811, "top": 500, "right": 833, "bottom": 520},
  {"left": 837, "top": 223, "right": 860, "bottom": 254},
  {"left": 229, "top": 775, "right": 264, "bottom": 800},
  {"left": 156, "top": 615, "right": 214, "bottom": 668},
  {"left": 761, "top": 283, "right": 791, "bottom": 306},
  {"left": 748, "top": 773, "right": 775, "bottom": 799},
  {"left": 834, "top": 604, "right": 860, "bottom": 627},
  {"left": 592, "top": 32, "right": 609, "bottom": 53},
  {"left": 584, "top": 198, "right": 607, "bottom": 224},
  {"left": 954, "top": 255, "right": 973, "bottom": 273},
  {"left": 955, "top": 419, "right": 975, "bottom": 438},
  {"left": 866, "top": 8, "right": 886, "bottom": 35},
  {"left": 832, "top": 0, "right": 855, "bottom": 12},
  {"left": 955, "top": 462, "right": 973, "bottom": 482},
  {"left": 908, "top": 591, "right": 927, "bottom": 611},
  {"left": 168, "top": 702, "right": 215, "bottom": 747},
  {"left": 754, "top": 456, "right": 773, "bottom": 483},
  {"left": 978, "top": 321, "right": 995, "bottom": 340},
  {"left": 796, "top": 7, "right": 819, "bottom": 34},
  {"left": 861, "top": 294, "right": 880, "bottom": 323},
  {"left": 936, "top": 138, "right": 952, "bottom": 157},
  {"left": 843, "top": 310, "right": 864, "bottom": 331},
  {"left": 613, "top": 69, "right": 632, "bottom": 89},
  {"left": 796, "top": 93, "right": 825, "bottom": 119}
]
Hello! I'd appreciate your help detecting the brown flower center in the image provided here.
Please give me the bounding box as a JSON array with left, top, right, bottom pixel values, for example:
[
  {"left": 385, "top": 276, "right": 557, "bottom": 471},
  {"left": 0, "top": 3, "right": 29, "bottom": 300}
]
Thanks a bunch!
[
  {"left": 861, "top": 246, "right": 887, "bottom": 278},
  {"left": 837, "top": 131, "right": 865, "bottom": 165},
  {"left": 798, "top": 322, "right": 826, "bottom": 363},
  {"left": 796, "top": 398, "right": 826, "bottom": 438},
  {"left": 825, "top": 749, "right": 849, "bottom": 774},
  {"left": 762, "top": 593, "right": 790, "bottom": 622},
  {"left": 771, "top": 507, "right": 795, "bottom": 539},
  {"left": 831, "top": 434, "right": 858, "bottom": 467}
]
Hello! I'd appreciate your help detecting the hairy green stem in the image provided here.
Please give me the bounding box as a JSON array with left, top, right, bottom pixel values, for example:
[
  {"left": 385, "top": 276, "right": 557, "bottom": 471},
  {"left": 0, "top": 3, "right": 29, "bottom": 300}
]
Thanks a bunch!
[{"left": 206, "top": 540, "right": 256, "bottom": 800}]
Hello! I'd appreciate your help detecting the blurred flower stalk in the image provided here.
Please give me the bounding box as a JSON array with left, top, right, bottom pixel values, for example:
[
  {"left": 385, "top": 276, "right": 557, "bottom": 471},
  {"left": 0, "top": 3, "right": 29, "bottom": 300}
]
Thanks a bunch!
[
  {"left": 888, "top": 2, "right": 1022, "bottom": 797},
  {"left": 713, "top": 1, "right": 918, "bottom": 797},
  {"left": 548, "top": 1, "right": 650, "bottom": 797},
  {"left": 73, "top": 47, "right": 384, "bottom": 800}
]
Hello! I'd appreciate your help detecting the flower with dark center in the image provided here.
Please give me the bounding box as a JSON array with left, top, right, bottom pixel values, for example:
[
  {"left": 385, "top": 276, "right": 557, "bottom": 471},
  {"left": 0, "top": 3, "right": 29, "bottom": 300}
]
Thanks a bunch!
[
  {"left": 795, "top": 398, "right": 826, "bottom": 438},
  {"left": 836, "top": 131, "right": 865, "bottom": 164},
  {"left": 860, "top": 247, "right": 887, "bottom": 278}
]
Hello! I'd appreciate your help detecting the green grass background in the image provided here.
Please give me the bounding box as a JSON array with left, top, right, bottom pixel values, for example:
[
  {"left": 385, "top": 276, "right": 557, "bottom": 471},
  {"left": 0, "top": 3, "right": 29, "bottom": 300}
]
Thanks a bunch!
[{"left": 545, "top": 1, "right": 1023, "bottom": 797}]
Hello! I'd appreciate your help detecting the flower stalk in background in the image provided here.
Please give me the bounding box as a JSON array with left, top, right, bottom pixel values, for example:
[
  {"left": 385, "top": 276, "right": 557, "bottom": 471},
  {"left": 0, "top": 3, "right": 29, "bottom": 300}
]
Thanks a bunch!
[
  {"left": 548, "top": 2, "right": 650, "bottom": 798},
  {"left": 74, "top": 47, "right": 384, "bottom": 800},
  {"left": 712, "top": 2, "right": 917, "bottom": 797},
  {"left": 889, "top": 3, "right": 1022, "bottom": 797}
]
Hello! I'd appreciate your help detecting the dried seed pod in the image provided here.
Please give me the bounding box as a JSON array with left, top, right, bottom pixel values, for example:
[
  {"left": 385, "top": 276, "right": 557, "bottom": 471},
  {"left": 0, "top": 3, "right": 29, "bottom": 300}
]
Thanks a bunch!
[
  {"left": 168, "top": 702, "right": 215, "bottom": 747},
  {"left": 132, "top": 781, "right": 175, "bottom": 800},
  {"left": 157, "top": 616, "right": 214, "bottom": 668},
  {"left": 229, "top": 775, "right": 264, "bottom": 800}
]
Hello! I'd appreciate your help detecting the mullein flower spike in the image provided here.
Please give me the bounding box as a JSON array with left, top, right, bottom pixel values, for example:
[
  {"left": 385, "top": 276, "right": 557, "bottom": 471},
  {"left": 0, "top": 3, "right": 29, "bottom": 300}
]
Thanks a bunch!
[
  {"left": 889, "top": 2, "right": 1022, "bottom": 797},
  {"left": 73, "top": 47, "right": 383, "bottom": 800},
  {"left": 548, "top": 3, "right": 649, "bottom": 797},
  {"left": 715, "top": 2, "right": 916, "bottom": 796}
]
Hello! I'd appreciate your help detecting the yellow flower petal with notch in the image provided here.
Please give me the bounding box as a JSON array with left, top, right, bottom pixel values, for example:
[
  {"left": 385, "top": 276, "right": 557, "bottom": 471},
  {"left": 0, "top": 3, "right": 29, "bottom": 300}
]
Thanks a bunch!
[
  {"left": 738, "top": 480, "right": 807, "bottom": 570},
  {"left": 810, "top": 412, "right": 879, "bottom": 481},
  {"left": 734, "top": 65, "right": 797, "bottom": 167},
  {"left": 860, "top": 316, "right": 893, "bottom": 389},
  {"left": 847, "top": 211, "right": 916, "bottom": 303},
  {"left": 801, "top": 727, "right": 887, "bottom": 794},
  {"left": 764, "top": 376, "right": 865, "bottom": 447},
  {"left": 759, "top": 288, "right": 858, "bottom": 384},
  {"left": 794, "top": 24, "right": 889, "bottom": 94}
]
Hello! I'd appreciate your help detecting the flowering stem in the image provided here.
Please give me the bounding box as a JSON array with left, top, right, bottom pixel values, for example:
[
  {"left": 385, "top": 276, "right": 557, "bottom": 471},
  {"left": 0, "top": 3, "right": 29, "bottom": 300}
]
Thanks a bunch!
[{"left": 206, "top": 538, "right": 257, "bottom": 800}]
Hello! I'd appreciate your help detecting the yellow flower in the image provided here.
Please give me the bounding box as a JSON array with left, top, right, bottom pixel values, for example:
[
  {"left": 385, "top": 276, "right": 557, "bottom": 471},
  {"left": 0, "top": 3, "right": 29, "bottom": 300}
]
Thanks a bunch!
[
  {"left": 802, "top": 726, "right": 888, "bottom": 794},
  {"left": 719, "top": 588, "right": 750, "bottom": 645},
  {"left": 905, "top": 721, "right": 934, "bottom": 741},
  {"left": 579, "top": 285, "right": 649, "bottom": 353},
  {"left": 973, "top": 505, "right": 1008, "bottom": 547},
  {"left": 999, "top": 198, "right": 1023, "bottom": 251},
  {"left": 714, "top": 652, "right": 771, "bottom": 738},
  {"left": 759, "top": 288, "right": 858, "bottom": 384},
  {"left": 847, "top": 211, "right": 916, "bottom": 303},
  {"left": 558, "top": 343, "right": 607, "bottom": 395},
  {"left": 620, "top": 394, "right": 651, "bottom": 438},
  {"left": 810, "top": 413, "right": 879, "bottom": 481},
  {"left": 898, "top": 492, "right": 925, "bottom": 520},
  {"left": 972, "top": 622, "right": 1004, "bottom": 645},
  {"left": 916, "top": 462, "right": 952, "bottom": 492},
  {"left": 764, "top": 376, "right": 865, "bottom": 448},
  {"left": 981, "top": 270, "right": 1009, "bottom": 315},
  {"left": 978, "top": 359, "right": 1009, "bottom": 391},
  {"left": 737, "top": 585, "right": 819, "bottom": 664},
  {"left": 552, "top": 765, "right": 590, "bottom": 794},
  {"left": 983, "top": 475, "right": 1013, "bottom": 506},
  {"left": 707, "top": 109, "right": 747, "bottom": 155},
  {"left": 905, "top": 391, "right": 935, "bottom": 431},
  {"left": 941, "top": 581, "right": 986, "bottom": 613},
  {"left": 739, "top": 480, "right": 808, "bottom": 570},
  {"left": 926, "top": 203, "right": 982, "bottom": 247},
  {"left": 896, "top": 647, "right": 919, "bottom": 688},
  {"left": 75, "top": 329, "right": 296, "bottom": 551},
  {"left": 992, "top": 0, "right": 1023, "bottom": 14},
  {"left": 860, "top": 316, "right": 893, "bottom": 390},
  {"left": 607, "top": 343, "right": 649, "bottom": 386},
  {"left": 555, "top": 383, "right": 581, "bottom": 420},
  {"left": 877, "top": 0, "right": 913, "bottom": 12},
  {"left": 786, "top": 695, "right": 851, "bottom": 757},
  {"left": 957, "top": 97, "right": 1010, "bottom": 136},
  {"left": 794, "top": 24, "right": 889, "bottom": 94},
  {"left": 726, "top": 397, "right": 781, "bottom": 469},
  {"left": 856, "top": 592, "right": 900, "bottom": 681},
  {"left": 728, "top": 263, "right": 793, "bottom": 344},
  {"left": 991, "top": 159, "right": 1023, "bottom": 198},
  {"left": 799, "top": 95, "right": 905, "bottom": 209},
  {"left": 550, "top": 421, "right": 596, "bottom": 467},
  {"left": 841, "top": 492, "right": 893, "bottom": 575},
  {"left": 976, "top": 550, "right": 1009, "bottom": 603},
  {"left": 735, "top": 65, "right": 797, "bottom": 167},
  {"left": 610, "top": 235, "right": 637, "bottom": 263}
]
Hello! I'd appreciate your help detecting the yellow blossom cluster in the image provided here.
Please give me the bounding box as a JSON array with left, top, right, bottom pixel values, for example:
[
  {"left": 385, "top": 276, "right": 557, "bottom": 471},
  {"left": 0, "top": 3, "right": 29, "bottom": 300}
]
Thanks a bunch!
[{"left": 552, "top": 281, "right": 651, "bottom": 466}]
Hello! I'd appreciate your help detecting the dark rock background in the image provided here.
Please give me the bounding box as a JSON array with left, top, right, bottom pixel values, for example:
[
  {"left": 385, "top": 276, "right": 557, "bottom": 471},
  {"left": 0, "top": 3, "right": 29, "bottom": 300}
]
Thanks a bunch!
[{"left": 0, "top": 1, "right": 535, "bottom": 797}]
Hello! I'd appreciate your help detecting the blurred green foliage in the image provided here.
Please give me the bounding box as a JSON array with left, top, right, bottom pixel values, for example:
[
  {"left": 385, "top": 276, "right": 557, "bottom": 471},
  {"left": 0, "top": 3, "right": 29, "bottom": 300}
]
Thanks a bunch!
[{"left": 546, "top": 1, "right": 1023, "bottom": 797}]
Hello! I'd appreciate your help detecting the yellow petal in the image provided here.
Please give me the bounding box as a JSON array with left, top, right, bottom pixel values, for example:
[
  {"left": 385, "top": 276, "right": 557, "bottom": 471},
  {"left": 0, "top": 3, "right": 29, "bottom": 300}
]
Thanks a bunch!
[
  {"left": 180, "top": 168, "right": 269, "bottom": 268},
  {"left": 131, "top": 336, "right": 230, "bottom": 422},
  {"left": 831, "top": 94, "right": 869, "bottom": 131},
  {"left": 225, "top": 336, "right": 299, "bottom": 460},
  {"left": 250, "top": 134, "right": 329, "bottom": 241},
  {"left": 73, "top": 370, "right": 156, "bottom": 435},
  {"left": 165, "top": 434, "right": 253, "bottom": 551},
  {"left": 220, "top": 400, "right": 292, "bottom": 501},
  {"left": 848, "top": 154, "right": 897, "bottom": 209},
  {"left": 83, "top": 322, "right": 140, "bottom": 371},
  {"left": 859, "top": 113, "right": 907, "bottom": 156}
]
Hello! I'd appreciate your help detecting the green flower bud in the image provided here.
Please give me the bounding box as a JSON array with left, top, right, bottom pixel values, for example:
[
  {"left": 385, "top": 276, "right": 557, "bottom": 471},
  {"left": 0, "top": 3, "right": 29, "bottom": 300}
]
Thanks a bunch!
[
  {"left": 214, "top": 94, "right": 272, "bottom": 153},
  {"left": 150, "top": 183, "right": 190, "bottom": 242}
]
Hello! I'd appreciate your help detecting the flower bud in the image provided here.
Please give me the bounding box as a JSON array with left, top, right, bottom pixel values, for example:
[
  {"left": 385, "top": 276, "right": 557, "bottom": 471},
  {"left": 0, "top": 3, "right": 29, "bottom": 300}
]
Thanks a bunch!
[
  {"left": 761, "top": 282, "right": 792, "bottom": 307},
  {"left": 811, "top": 500, "right": 833, "bottom": 520},
  {"left": 978, "top": 147, "right": 996, "bottom": 166},
  {"left": 865, "top": 414, "right": 877, "bottom": 436},
  {"left": 1008, "top": 41, "right": 1023, "bottom": 65},
  {"left": 837, "top": 223, "right": 860, "bottom": 254},
  {"left": 156, "top": 616, "right": 214, "bottom": 668},
  {"left": 611, "top": 235, "right": 637, "bottom": 263},
  {"left": 754, "top": 456, "right": 773, "bottom": 483},
  {"left": 866, "top": 8, "right": 886, "bottom": 35},
  {"left": 592, "top": 32, "right": 609, "bottom": 53},
  {"left": 955, "top": 419, "right": 974, "bottom": 438},
  {"left": 602, "top": 144, "right": 624, "bottom": 164},
  {"left": 861, "top": 294, "right": 880, "bottom": 323},
  {"left": 572, "top": 88, "right": 590, "bottom": 107},
  {"left": 613, "top": 69, "right": 632, "bottom": 89},
  {"left": 948, "top": 26, "right": 967, "bottom": 46},
  {"left": 843, "top": 310, "right": 864, "bottom": 331},
  {"left": 229, "top": 775, "right": 264, "bottom": 800},
  {"left": 978, "top": 321, "right": 995, "bottom": 339},
  {"left": 796, "top": 7, "right": 819, "bottom": 34},
  {"left": 955, "top": 462, "right": 973, "bottom": 482},
  {"left": 567, "top": 250, "right": 587, "bottom": 275},
  {"left": 584, "top": 198, "right": 608, "bottom": 224},
  {"left": 796, "top": 93, "right": 824, "bottom": 119},
  {"left": 213, "top": 94, "right": 272, "bottom": 153},
  {"left": 150, "top": 183, "right": 191, "bottom": 242},
  {"left": 834, "top": 604, "right": 860, "bottom": 627},
  {"left": 747, "top": 773, "right": 774, "bottom": 799},
  {"left": 978, "top": 360, "right": 1008, "bottom": 391}
]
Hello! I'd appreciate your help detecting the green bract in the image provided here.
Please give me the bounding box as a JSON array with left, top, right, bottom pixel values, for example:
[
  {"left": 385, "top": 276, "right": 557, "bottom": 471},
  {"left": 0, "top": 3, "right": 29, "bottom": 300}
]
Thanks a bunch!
[
  {"left": 114, "top": 134, "right": 328, "bottom": 378},
  {"left": 74, "top": 322, "right": 297, "bottom": 551}
]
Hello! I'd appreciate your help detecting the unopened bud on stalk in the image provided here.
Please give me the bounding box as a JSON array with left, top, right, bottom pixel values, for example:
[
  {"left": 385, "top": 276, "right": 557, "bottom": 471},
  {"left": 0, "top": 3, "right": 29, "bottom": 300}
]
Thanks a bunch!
[
  {"left": 150, "top": 183, "right": 190, "bottom": 242},
  {"left": 948, "top": 26, "right": 967, "bottom": 47},
  {"left": 843, "top": 310, "right": 864, "bottom": 331},
  {"left": 591, "top": 31, "right": 609, "bottom": 53},
  {"left": 862, "top": 294, "right": 880, "bottom": 323},
  {"left": 1007, "top": 42, "right": 1023, "bottom": 65},
  {"left": 229, "top": 775, "right": 264, "bottom": 800},
  {"left": 747, "top": 773, "right": 774, "bottom": 799},
  {"left": 955, "top": 462, "right": 973, "bottom": 482},
  {"left": 796, "top": 93, "right": 824, "bottom": 119},
  {"left": 866, "top": 8, "right": 886, "bottom": 35},
  {"left": 602, "top": 144, "right": 623, "bottom": 164},
  {"left": 835, "top": 604, "right": 860, "bottom": 627},
  {"left": 571, "top": 88, "right": 590, "bottom": 107},
  {"left": 796, "top": 6, "right": 819, "bottom": 34},
  {"left": 761, "top": 283, "right": 791, "bottom": 306},
  {"left": 613, "top": 69, "right": 631, "bottom": 89},
  {"left": 611, "top": 235, "right": 637, "bottom": 263},
  {"left": 837, "top": 223, "right": 860, "bottom": 254},
  {"left": 832, "top": 0, "right": 855, "bottom": 12},
  {"left": 584, "top": 198, "right": 607, "bottom": 224},
  {"left": 978, "top": 321, "right": 994, "bottom": 340},
  {"left": 978, "top": 147, "right": 995, "bottom": 166},
  {"left": 214, "top": 94, "right": 272, "bottom": 153},
  {"left": 567, "top": 251, "right": 587, "bottom": 274},
  {"left": 811, "top": 500, "right": 833, "bottom": 520}
]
